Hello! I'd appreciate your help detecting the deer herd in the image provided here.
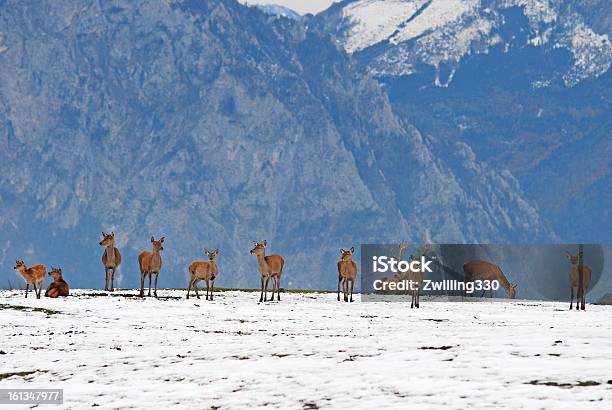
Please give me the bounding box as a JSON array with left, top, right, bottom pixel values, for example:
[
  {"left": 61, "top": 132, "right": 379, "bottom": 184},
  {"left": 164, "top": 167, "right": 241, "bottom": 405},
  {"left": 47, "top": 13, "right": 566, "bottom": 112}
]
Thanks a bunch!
[{"left": 10, "top": 236, "right": 593, "bottom": 309}]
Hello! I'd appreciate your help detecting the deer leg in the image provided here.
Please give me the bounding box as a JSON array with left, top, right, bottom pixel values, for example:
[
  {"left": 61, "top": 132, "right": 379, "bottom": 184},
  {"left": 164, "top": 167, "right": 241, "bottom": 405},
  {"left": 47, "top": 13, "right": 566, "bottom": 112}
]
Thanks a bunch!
[
  {"left": 416, "top": 287, "right": 420, "bottom": 308},
  {"left": 270, "top": 276, "right": 276, "bottom": 301},
  {"left": 276, "top": 276, "right": 281, "bottom": 301},
  {"left": 343, "top": 278, "right": 349, "bottom": 302},
  {"left": 194, "top": 280, "right": 201, "bottom": 299},
  {"left": 581, "top": 287, "right": 586, "bottom": 311},
  {"left": 569, "top": 287, "right": 573, "bottom": 310},
  {"left": 154, "top": 273, "right": 159, "bottom": 298},
  {"left": 187, "top": 278, "right": 192, "bottom": 299},
  {"left": 32, "top": 282, "right": 38, "bottom": 299},
  {"left": 110, "top": 267, "right": 115, "bottom": 292},
  {"left": 350, "top": 280, "right": 355, "bottom": 302},
  {"left": 205, "top": 279, "right": 210, "bottom": 301},
  {"left": 147, "top": 273, "right": 152, "bottom": 297},
  {"left": 337, "top": 276, "right": 342, "bottom": 301},
  {"left": 210, "top": 280, "right": 215, "bottom": 301},
  {"left": 259, "top": 277, "right": 264, "bottom": 303},
  {"left": 25, "top": 283, "right": 29, "bottom": 298},
  {"left": 104, "top": 267, "right": 109, "bottom": 291},
  {"left": 264, "top": 276, "right": 270, "bottom": 302},
  {"left": 38, "top": 281, "right": 43, "bottom": 299},
  {"left": 139, "top": 272, "right": 145, "bottom": 297}
]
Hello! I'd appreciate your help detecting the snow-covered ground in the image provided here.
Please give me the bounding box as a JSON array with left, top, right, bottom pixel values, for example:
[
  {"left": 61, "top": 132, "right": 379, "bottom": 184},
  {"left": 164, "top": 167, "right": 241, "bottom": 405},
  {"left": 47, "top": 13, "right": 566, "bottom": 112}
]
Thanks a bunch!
[{"left": 1, "top": 289, "right": 611, "bottom": 409}]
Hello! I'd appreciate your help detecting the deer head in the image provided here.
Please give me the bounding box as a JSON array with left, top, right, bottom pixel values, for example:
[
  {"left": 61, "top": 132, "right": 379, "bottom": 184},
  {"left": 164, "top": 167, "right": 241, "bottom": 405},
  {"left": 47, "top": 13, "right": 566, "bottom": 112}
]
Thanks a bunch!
[
  {"left": 48, "top": 267, "right": 63, "bottom": 280},
  {"left": 204, "top": 248, "right": 219, "bottom": 260},
  {"left": 508, "top": 283, "right": 517, "bottom": 299},
  {"left": 250, "top": 240, "right": 267, "bottom": 256},
  {"left": 99, "top": 231, "right": 116, "bottom": 246},
  {"left": 151, "top": 236, "right": 165, "bottom": 252},
  {"left": 565, "top": 251, "right": 579, "bottom": 266},
  {"left": 339, "top": 247, "right": 355, "bottom": 260},
  {"left": 14, "top": 260, "right": 25, "bottom": 271}
]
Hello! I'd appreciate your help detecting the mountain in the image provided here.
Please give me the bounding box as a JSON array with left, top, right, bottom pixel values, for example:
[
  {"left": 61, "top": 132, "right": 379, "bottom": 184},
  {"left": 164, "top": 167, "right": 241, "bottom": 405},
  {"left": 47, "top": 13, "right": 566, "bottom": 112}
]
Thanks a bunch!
[
  {"left": 312, "top": 0, "right": 612, "bottom": 242},
  {"left": 0, "top": 0, "right": 552, "bottom": 290}
]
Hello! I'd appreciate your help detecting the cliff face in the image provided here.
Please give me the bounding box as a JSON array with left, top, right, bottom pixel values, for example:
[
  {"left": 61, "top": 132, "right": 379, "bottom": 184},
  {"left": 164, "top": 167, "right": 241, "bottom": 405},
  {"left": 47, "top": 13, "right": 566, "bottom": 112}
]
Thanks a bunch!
[{"left": 0, "top": 0, "right": 551, "bottom": 289}]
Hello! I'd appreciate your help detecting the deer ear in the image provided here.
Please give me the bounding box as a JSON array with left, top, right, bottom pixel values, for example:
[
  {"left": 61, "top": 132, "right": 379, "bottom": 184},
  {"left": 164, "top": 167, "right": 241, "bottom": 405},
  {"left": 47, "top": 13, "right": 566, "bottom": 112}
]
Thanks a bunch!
[
  {"left": 111, "top": 231, "right": 115, "bottom": 237},
  {"left": 151, "top": 236, "right": 155, "bottom": 243},
  {"left": 263, "top": 240, "right": 267, "bottom": 246},
  {"left": 160, "top": 237, "right": 165, "bottom": 243},
  {"left": 350, "top": 246, "right": 355, "bottom": 253},
  {"left": 215, "top": 249, "right": 219, "bottom": 255},
  {"left": 102, "top": 232, "right": 106, "bottom": 237},
  {"left": 204, "top": 248, "right": 209, "bottom": 254}
]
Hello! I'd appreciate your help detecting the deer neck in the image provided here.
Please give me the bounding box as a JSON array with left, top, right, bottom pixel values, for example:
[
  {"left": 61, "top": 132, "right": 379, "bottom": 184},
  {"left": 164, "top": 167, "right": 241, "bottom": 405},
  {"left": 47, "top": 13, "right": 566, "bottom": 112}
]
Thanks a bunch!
[
  {"left": 497, "top": 272, "right": 511, "bottom": 292},
  {"left": 256, "top": 252, "right": 269, "bottom": 271},
  {"left": 105, "top": 244, "right": 116, "bottom": 263}
]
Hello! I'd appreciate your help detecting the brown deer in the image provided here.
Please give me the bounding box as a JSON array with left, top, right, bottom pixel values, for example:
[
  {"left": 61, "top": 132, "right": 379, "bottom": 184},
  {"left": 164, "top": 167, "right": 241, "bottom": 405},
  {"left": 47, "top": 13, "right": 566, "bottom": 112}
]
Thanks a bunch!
[
  {"left": 565, "top": 251, "right": 592, "bottom": 310},
  {"left": 187, "top": 248, "right": 219, "bottom": 301},
  {"left": 45, "top": 267, "right": 69, "bottom": 298},
  {"left": 250, "top": 240, "right": 284, "bottom": 302},
  {"left": 462, "top": 260, "right": 517, "bottom": 299},
  {"left": 13, "top": 260, "right": 46, "bottom": 299},
  {"left": 337, "top": 247, "right": 357, "bottom": 302},
  {"left": 99, "top": 231, "right": 121, "bottom": 291},
  {"left": 138, "top": 236, "right": 164, "bottom": 297}
]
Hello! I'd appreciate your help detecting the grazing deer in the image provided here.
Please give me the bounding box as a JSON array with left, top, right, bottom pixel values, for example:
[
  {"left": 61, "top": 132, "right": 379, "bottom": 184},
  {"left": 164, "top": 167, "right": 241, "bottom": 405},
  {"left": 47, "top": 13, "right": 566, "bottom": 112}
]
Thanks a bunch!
[
  {"left": 462, "top": 260, "right": 517, "bottom": 299},
  {"left": 13, "top": 260, "right": 46, "bottom": 299},
  {"left": 138, "top": 236, "right": 164, "bottom": 297},
  {"left": 187, "top": 248, "right": 219, "bottom": 301},
  {"left": 337, "top": 247, "right": 357, "bottom": 302},
  {"left": 99, "top": 231, "right": 121, "bottom": 291},
  {"left": 45, "top": 267, "right": 69, "bottom": 298},
  {"left": 565, "top": 251, "right": 592, "bottom": 310},
  {"left": 250, "top": 240, "right": 284, "bottom": 302}
]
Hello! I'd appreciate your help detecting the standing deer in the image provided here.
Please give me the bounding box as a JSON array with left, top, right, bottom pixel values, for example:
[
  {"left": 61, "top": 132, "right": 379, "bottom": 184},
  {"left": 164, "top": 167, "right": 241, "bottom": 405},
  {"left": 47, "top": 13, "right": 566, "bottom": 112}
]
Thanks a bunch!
[
  {"left": 99, "top": 231, "right": 121, "bottom": 291},
  {"left": 337, "top": 247, "right": 357, "bottom": 302},
  {"left": 462, "top": 260, "right": 517, "bottom": 299},
  {"left": 45, "top": 267, "right": 70, "bottom": 298},
  {"left": 14, "top": 260, "right": 46, "bottom": 299},
  {"left": 565, "top": 251, "right": 592, "bottom": 310},
  {"left": 407, "top": 253, "right": 424, "bottom": 308},
  {"left": 187, "top": 248, "right": 219, "bottom": 301},
  {"left": 138, "top": 236, "right": 164, "bottom": 297},
  {"left": 250, "top": 240, "right": 284, "bottom": 302}
]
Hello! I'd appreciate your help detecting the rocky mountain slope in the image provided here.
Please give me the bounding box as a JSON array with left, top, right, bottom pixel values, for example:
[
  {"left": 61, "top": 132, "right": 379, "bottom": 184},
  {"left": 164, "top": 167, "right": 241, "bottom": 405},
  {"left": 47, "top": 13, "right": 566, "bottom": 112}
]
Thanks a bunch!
[
  {"left": 0, "top": 0, "right": 552, "bottom": 289},
  {"left": 312, "top": 0, "right": 611, "bottom": 242}
]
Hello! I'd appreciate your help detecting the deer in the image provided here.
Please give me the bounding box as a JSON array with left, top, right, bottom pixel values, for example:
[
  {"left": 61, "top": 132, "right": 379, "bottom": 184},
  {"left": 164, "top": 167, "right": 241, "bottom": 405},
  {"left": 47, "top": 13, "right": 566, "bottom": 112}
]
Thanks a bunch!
[
  {"left": 13, "top": 260, "right": 46, "bottom": 299},
  {"left": 99, "top": 231, "right": 121, "bottom": 292},
  {"left": 138, "top": 236, "right": 164, "bottom": 297},
  {"left": 462, "top": 260, "right": 517, "bottom": 299},
  {"left": 337, "top": 247, "right": 357, "bottom": 302},
  {"left": 565, "top": 251, "right": 592, "bottom": 310},
  {"left": 187, "top": 248, "right": 219, "bottom": 301},
  {"left": 250, "top": 240, "right": 284, "bottom": 303},
  {"left": 45, "top": 267, "right": 70, "bottom": 298}
]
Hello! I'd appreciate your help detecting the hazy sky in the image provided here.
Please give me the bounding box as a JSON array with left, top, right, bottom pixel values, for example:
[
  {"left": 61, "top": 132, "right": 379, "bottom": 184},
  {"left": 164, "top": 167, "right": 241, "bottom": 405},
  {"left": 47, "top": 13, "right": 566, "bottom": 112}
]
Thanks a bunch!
[{"left": 241, "top": 0, "right": 339, "bottom": 15}]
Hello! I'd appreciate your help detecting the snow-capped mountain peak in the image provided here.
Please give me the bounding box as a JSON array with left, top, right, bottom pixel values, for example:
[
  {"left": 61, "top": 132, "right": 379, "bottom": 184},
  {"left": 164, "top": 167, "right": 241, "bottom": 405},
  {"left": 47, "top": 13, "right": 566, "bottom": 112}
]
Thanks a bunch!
[{"left": 315, "top": 0, "right": 611, "bottom": 87}]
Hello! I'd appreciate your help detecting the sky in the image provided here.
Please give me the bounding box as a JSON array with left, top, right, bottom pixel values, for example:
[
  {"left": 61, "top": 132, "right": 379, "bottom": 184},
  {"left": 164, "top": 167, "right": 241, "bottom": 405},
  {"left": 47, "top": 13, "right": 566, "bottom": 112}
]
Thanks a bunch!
[{"left": 240, "top": 0, "right": 340, "bottom": 15}]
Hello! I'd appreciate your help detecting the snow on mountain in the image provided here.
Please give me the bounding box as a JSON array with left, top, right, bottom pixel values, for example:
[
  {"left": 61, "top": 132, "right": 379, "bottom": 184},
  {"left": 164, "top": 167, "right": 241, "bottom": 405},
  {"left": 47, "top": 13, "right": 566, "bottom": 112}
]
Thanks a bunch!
[
  {"left": 315, "top": 0, "right": 612, "bottom": 87},
  {"left": 255, "top": 4, "right": 301, "bottom": 20}
]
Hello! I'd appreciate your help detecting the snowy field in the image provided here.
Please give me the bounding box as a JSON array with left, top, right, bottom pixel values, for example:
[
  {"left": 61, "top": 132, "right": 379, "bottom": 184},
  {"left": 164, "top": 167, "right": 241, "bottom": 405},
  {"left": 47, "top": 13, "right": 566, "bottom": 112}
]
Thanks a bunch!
[{"left": 1, "top": 289, "right": 611, "bottom": 409}]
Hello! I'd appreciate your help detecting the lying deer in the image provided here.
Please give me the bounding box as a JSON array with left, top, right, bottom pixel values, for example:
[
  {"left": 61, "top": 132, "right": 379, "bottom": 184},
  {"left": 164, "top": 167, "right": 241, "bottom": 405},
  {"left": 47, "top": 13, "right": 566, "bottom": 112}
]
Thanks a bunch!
[
  {"left": 566, "top": 251, "right": 592, "bottom": 310},
  {"left": 45, "top": 267, "right": 69, "bottom": 298},
  {"left": 462, "top": 260, "right": 517, "bottom": 299},
  {"left": 337, "top": 247, "right": 357, "bottom": 302},
  {"left": 250, "top": 240, "right": 284, "bottom": 302},
  {"left": 14, "top": 260, "right": 46, "bottom": 299},
  {"left": 99, "top": 231, "right": 121, "bottom": 292},
  {"left": 138, "top": 236, "right": 164, "bottom": 297},
  {"left": 187, "top": 248, "right": 219, "bottom": 301}
]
